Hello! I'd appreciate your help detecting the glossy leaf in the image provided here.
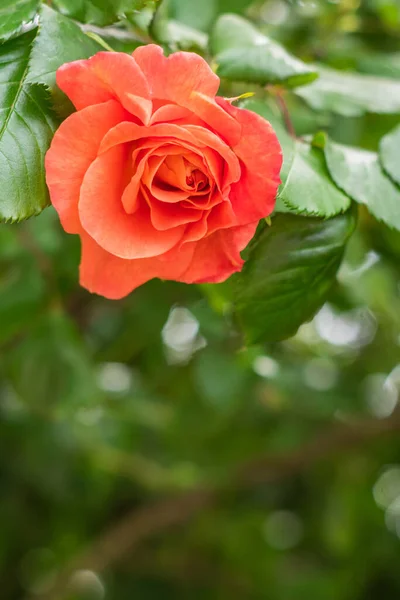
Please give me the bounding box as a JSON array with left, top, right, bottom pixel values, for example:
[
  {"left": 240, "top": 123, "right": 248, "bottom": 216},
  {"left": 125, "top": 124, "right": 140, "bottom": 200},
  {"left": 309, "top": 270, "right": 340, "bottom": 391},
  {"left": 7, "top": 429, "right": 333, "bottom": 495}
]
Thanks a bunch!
[
  {"left": 0, "top": 5, "right": 102, "bottom": 223},
  {"left": 320, "top": 135, "right": 400, "bottom": 232},
  {"left": 27, "top": 4, "right": 102, "bottom": 90},
  {"left": 210, "top": 14, "right": 318, "bottom": 88},
  {"left": 233, "top": 208, "right": 357, "bottom": 344},
  {"left": 0, "top": 0, "right": 39, "bottom": 41},
  {"left": 297, "top": 66, "right": 400, "bottom": 116},
  {"left": 379, "top": 124, "right": 400, "bottom": 186}
]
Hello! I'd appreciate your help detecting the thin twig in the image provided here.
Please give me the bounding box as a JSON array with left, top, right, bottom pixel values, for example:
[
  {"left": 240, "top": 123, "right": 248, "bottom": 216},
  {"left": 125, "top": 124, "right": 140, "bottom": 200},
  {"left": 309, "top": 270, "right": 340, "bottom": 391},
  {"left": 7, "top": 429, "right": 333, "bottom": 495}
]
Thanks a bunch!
[
  {"left": 30, "top": 410, "right": 400, "bottom": 600},
  {"left": 274, "top": 89, "right": 297, "bottom": 139}
]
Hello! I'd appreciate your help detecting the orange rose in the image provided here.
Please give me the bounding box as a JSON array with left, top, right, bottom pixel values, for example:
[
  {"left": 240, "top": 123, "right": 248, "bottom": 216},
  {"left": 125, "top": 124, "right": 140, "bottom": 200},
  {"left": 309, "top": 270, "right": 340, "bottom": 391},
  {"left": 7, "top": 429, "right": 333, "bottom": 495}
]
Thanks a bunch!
[{"left": 45, "top": 45, "right": 282, "bottom": 299}]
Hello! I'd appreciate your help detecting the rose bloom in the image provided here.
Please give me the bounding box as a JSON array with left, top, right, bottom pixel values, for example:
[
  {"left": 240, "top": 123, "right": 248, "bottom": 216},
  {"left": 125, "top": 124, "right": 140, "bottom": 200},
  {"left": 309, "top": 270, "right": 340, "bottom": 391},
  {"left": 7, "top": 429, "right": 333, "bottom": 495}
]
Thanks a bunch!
[{"left": 46, "top": 45, "right": 282, "bottom": 299}]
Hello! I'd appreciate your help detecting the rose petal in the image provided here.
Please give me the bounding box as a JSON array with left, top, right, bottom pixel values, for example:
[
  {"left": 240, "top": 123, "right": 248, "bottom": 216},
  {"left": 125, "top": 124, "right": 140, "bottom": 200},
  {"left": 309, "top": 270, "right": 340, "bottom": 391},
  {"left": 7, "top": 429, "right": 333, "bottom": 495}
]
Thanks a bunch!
[
  {"left": 132, "top": 44, "right": 219, "bottom": 101},
  {"left": 99, "top": 121, "right": 200, "bottom": 155},
  {"left": 150, "top": 103, "right": 193, "bottom": 125},
  {"left": 217, "top": 98, "right": 282, "bottom": 223},
  {"left": 179, "top": 223, "right": 258, "bottom": 284},
  {"left": 79, "top": 145, "right": 185, "bottom": 259},
  {"left": 80, "top": 231, "right": 195, "bottom": 299},
  {"left": 45, "top": 100, "right": 127, "bottom": 233},
  {"left": 57, "top": 52, "right": 152, "bottom": 123},
  {"left": 184, "top": 124, "right": 240, "bottom": 189}
]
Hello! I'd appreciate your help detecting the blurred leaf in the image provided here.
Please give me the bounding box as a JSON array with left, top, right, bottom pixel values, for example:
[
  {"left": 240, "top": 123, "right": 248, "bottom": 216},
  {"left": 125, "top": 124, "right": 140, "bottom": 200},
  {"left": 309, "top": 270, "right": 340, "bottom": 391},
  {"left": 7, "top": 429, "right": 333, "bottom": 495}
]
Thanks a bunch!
[
  {"left": 379, "top": 124, "right": 400, "bottom": 186},
  {"left": 0, "top": 5, "right": 102, "bottom": 223},
  {"left": 168, "top": 0, "right": 216, "bottom": 32},
  {"left": 278, "top": 141, "right": 351, "bottom": 217},
  {"left": 0, "top": 0, "right": 38, "bottom": 41},
  {"left": 233, "top": 208, "right": 357, "bottom": 344},
  {"left": 52, "top": 0, "right": 142, "bottom": 26},
  {"left": 150, "top": 0, "right": 208, "bottom": 50},
  {"left": 317, "top": 134, "right": 400, "bottom": 232},
  {"left": 297, "top": 66, "right": 400, "bottom": 116},
  {"left": 0, "top": 252, "right": 45, "bottom": 345},
  {"left": 357, "top": 52, "right": 400, "bottom": 79},
  {"left": 4, "top": 311, "right": 100, "bottom": 412},
  {"left": 210, "top": 14, "right": 318, "bottom": 88}
]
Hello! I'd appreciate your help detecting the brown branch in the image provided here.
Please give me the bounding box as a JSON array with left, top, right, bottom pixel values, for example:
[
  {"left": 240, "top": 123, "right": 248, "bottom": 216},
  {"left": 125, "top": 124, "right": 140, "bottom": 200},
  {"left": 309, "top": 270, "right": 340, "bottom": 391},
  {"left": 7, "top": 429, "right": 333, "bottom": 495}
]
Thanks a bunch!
[{"left": 31, "top": 411, "right": 400, "bottom": 600}]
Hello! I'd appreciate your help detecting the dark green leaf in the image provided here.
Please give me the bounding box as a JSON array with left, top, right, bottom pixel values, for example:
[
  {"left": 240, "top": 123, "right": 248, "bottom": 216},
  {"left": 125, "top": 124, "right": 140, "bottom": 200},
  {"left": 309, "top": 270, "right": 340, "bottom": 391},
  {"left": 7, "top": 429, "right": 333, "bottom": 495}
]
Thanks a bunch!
[
  {"left": 0, "top": 5, "right": 102, "bottom": 223},
  {"left": 27, "top": 4, "right": 102, "bottom": 90},
  {"left": 379, "top": 124, "right": 400, "bottom": 186},
  {"left": 320, "top": 134, "right": 400, "bottom": 232},
  {"left": 0, "top": 0, "right": 39, "bottom": 41},
  {"left": 210, "top": 14, "right": 318, "bottom": 88},
  {"left": 297, "top": 66, "right": 400, "bottom": 116},
  {"left": 233, "top": 208, "right": 357, "bottom": 344}
]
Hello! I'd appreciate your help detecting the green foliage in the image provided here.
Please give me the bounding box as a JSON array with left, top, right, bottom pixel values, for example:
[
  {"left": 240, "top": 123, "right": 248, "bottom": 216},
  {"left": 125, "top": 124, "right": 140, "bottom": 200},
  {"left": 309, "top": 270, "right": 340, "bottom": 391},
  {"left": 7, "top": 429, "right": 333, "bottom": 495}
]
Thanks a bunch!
[
  {"left": 0, "top": 0, "right": 39, "bottom": 41},
  {"left": 0, "top": 32, "right": 58, "bottom": 222},
  {"left": 1, "top": 3, "right": 400, "bottom": 598},
  {"left": 210, "top": 14, "right": 318, "bottom": 87},
  {"left": 233, "top": 208, "right": 357, "bottom": 344},
  {"left": 0, "top": 5, "right": 101, "bottom": 223},
  {"left": 317, "top": 133, "right": 400, "bottom": 232},
  {"left": 278, "top": 140, "right": 351, "bottom": 217},
  {"left": 379, "top": 124, "right": 400, "bottom": 186},
  {"left": 150, "top": 0, "right": 207, "bottom": 50},
  {"left": 297, "top": 66, "right": 400, "bottom": 116}
]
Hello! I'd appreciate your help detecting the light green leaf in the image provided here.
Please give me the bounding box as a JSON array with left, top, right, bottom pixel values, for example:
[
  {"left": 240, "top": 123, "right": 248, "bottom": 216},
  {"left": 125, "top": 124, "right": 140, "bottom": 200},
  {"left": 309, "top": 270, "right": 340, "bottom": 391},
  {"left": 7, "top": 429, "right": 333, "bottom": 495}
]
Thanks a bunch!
[
  {"left": 233, "top": 208, "right": 357, "bottom": 344},
  {"left": 0, "top": 0, "right": 39, "bottom": 41},
  {"left": 150, "top": 0, "right": 207, "bottom": 50},
  {"left": 52, "top": 0, "right": 128, "bottom": 26},
  {"left": 278, "top": 140, "right": 351, "bottom": 217},
  {"left": 210, "top": 14, "right": 318, "bottom": 88},
  {"left": 297, "top": 66, "right": 400, "bottom": 116},
  {"left": 357, "top": 51, "right": 400, "bottom": 79},
  {"left": 320, "top": 135, "right": 400, "bottom": 232},
  {"left": 379, "top": 124, "right": 400, "bottom": 186},
  {"left": 0, "top": 5, "right": 102, "bottom": 223}
]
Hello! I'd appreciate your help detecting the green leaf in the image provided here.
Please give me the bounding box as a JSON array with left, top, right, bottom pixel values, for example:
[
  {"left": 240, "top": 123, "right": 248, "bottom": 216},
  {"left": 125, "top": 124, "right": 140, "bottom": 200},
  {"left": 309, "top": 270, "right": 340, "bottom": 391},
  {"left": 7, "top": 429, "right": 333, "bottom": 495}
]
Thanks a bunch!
[
  {"left": 150, "top": 0, "right": 207, "bottom": 50},
  {"left": 278, "top": 140, "right": 351, "bottom": 217},
  {"left": 379, "top": 124, "right": 400, "bottom": 186},
  {"left": 297, "top": 66, "right": 400, "bottom": 116},
  {"left": 52, "top": 0, "right": 128, "bottom": 26},
  {"left": 233, "top": 208, "right": 357, "bottom": 344},
  {"left": 0, "top": 0, "right": 39, "bottom": 41},
  {"left": 357, "top": 51, "right": 400, "bottom": 79},
  {"left": 210, "top": 14, "right": 318, "bottom": 88},
  {"left": 319, "top": 134, "right": 400, "bottom": 232},
  {"left": 27, "top": 4, "right": 102, "bottom": 90},
  {"left": 0, "top": 5, "right": 102, "bottom": 223}
]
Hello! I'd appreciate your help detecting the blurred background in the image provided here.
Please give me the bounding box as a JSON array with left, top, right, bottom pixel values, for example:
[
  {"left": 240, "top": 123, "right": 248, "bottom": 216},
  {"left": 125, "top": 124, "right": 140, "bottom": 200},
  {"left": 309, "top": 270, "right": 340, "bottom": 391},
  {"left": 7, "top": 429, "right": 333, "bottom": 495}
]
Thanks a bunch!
[{"left": 1, "top": 0, "right": 400, "bottom": 598}]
